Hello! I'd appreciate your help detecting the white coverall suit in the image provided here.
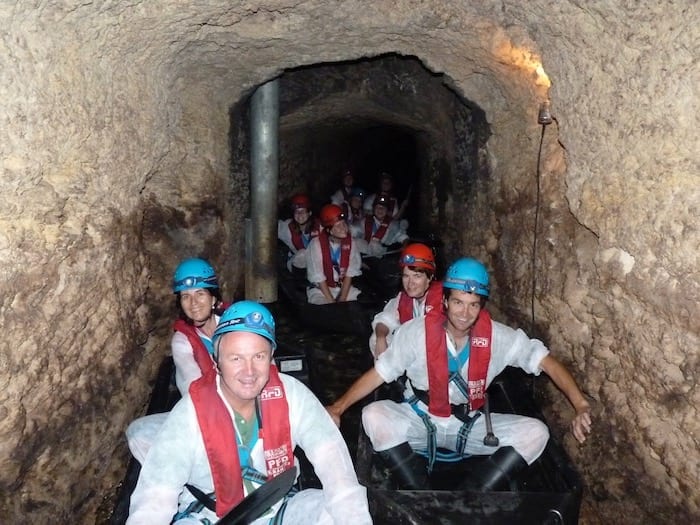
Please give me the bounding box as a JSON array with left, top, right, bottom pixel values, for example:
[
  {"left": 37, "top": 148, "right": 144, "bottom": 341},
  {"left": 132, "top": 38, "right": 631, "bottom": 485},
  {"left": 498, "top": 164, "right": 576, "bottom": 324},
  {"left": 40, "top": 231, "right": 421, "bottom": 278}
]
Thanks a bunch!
[
  {"left": 127, "top": 373, "right": 372, "bottom": 525},
  {"left": 277, "top": 218, "right": 314, "bottom": 272},
  {"left": 363, "top": 315, "right": 550, "bottom": 464},
  {"left": 126, "top": 325, "right": 217, "bottom": 464},
  {"left": 351, "top": 217, "right": 408, "bottom": 258},
  {"left": 368, "top": 293, "right": 429, "bottom": 358},
  {"left": 305, "top": 235, "right": 363, "bottom": 305}
]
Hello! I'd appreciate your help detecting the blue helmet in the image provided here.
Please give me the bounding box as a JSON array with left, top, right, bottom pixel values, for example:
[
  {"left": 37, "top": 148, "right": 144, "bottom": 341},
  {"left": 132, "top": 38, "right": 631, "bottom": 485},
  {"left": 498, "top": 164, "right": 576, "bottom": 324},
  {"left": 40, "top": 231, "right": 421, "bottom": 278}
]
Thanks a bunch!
[
  {"left": 443, "top": 257, "right": 490, "bottom": 297},
  {"left": 172, "top": 258, "right": 219, "bottom": 293},
  {"left": 213, "top": 300, "right": 277, "bottom": 351}
]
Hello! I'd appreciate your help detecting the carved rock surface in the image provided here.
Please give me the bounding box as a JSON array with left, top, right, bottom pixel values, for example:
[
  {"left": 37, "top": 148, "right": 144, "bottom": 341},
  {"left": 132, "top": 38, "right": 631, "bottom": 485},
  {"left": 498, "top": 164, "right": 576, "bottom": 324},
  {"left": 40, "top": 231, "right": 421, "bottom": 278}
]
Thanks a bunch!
[{"left": 0, "top": 1, "right": 697, "bottom": 523}]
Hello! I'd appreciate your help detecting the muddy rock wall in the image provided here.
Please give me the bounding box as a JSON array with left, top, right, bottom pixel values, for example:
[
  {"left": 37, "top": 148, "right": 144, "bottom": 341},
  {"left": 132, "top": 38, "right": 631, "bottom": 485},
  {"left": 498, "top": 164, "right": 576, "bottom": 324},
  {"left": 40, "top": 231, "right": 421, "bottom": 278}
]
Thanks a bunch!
[{"left": 0, "top": 1, "right": 697, "bottom": 523}]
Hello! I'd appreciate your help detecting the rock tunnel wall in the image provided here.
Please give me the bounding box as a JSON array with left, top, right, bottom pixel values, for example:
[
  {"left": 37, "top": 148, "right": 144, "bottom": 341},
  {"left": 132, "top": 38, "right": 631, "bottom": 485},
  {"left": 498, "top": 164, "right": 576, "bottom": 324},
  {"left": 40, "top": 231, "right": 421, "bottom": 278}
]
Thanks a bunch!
[{"left": 0, "top": 1, "right": 697, "bottom": 523}]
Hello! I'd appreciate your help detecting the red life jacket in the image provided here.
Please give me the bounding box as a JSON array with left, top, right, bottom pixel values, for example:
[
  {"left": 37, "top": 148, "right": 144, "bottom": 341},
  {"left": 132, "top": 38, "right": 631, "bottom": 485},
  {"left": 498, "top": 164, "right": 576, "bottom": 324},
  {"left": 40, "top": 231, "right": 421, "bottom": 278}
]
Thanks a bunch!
[
  {"left": 363, "top": 216, "right": 390, "bottom": 243},
  {"left": 173, "top": 319, "right": 216, "bottom": 379},
  {"left": 397, "top": 281, "right": 443, "bottom": 324},
  {"left": 424, "top": 309, "right": 492, "bottom": 416},
  {"left": 189, "top": 365, "right": 294, "bottom": 517},
  {"left": 288, "top": 218, "right": 320, "bottom": 250},
  {"left": 319, "top": 229, "right": 352, "bottom": 287}
]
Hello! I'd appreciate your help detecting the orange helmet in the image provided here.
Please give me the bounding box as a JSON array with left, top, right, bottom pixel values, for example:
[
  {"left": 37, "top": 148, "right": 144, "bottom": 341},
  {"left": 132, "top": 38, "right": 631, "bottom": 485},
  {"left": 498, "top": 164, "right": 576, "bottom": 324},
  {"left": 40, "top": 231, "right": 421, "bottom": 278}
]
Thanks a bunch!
[
  {"left": 290, "top": 193, "right": 311, "bottom": 211},
  {"left": 319, "top": 203, "right": 345, "bottom": 228},
  {"left": 399, "top": 243, "right": 435, "bottom": 272}
]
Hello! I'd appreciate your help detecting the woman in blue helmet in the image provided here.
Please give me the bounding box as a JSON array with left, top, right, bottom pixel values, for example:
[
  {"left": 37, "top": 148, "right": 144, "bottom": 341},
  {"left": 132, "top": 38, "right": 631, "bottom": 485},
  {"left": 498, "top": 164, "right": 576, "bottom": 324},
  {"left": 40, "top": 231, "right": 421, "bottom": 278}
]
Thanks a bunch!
[
  {"left": 328, "top": 257, "right": 592, "bottom": 491},
  {"left": 170, "top": 258, "right": 228, "bottom": 393},
  {"left": 127, "top": 258, "right": 229, "bottom": 464},
  {"left": 128, "top": 301, "right": 372, "bottom": 525}
]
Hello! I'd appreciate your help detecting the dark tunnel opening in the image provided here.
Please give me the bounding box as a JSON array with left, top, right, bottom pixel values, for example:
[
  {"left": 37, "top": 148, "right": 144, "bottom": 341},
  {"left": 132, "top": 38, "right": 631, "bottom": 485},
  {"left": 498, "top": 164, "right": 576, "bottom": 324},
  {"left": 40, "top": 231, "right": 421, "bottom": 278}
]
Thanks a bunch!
[{"left": 229, "top": 53, "right": 491, "bottom": 260}]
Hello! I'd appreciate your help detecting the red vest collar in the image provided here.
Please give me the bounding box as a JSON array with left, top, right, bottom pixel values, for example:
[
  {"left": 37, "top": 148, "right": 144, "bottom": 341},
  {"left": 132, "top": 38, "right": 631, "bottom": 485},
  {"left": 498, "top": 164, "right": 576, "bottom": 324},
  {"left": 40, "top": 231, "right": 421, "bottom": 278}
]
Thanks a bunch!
[
  {"left": 424, "top": 309, "right": 492, "bottom": 416},
  {"left": 319, "top": 229, "right": 351, "bottom": 287},
  {"left": 288, "top": 219, "right": 320, "bottom": 250},
  {"left": 173, "top": 319, "right": 216, "bottom": 379},
  {"left": 398, "top": 281, "right": 443, "bottom": 324},
  {"left": 363, "top": 216, "right": 389, "bottom": 242},
  {"left": 189, "top": 366, "right": 293, "bottom": 517}
]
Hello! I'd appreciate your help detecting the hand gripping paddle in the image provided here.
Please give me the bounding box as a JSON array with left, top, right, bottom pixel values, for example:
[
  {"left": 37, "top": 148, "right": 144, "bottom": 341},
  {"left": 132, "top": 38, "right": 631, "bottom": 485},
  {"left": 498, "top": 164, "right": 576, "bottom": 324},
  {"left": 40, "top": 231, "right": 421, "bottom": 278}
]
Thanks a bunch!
[{"left": 217, "top": 468, "right": 297, "bottom": 525}]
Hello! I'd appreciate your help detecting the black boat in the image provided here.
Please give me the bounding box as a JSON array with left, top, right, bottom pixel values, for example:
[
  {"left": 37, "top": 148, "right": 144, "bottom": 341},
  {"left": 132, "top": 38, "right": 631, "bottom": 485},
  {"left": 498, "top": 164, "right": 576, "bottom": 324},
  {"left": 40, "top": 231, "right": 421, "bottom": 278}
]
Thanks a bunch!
[
  {"left": 111, "top": 244, "right": 582, "bottom": 524},
  {"left": 354, "top": 368, "right": 583, "bottom": 525}
]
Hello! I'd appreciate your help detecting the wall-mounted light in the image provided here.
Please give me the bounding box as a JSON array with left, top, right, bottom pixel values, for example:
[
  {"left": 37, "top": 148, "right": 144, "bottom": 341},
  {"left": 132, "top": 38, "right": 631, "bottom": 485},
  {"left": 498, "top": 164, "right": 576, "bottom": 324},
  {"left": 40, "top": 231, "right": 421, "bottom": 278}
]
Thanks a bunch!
[{"left": 537, "top": 101, "right": 553, "bottom": 125}]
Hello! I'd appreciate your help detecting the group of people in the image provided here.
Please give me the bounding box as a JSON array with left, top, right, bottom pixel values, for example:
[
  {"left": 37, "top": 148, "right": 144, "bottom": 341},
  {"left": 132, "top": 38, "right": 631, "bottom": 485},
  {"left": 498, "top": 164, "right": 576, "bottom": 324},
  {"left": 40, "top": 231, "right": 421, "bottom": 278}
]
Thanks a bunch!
[
  {"left": 277, "top": 169, "right": 410, "bottom": 304},
  {"left": 125, "top": 244, "right": 593, "bottom": 524},
  {"left": 126, "top": 259, "right": 372, "bottom": 524}
]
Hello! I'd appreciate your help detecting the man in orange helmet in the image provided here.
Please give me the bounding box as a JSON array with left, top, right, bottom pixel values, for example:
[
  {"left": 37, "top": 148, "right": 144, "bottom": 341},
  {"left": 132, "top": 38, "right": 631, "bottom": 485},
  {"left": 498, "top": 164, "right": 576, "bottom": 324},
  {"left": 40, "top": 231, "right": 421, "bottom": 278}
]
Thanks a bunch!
[
  {"left": 369, "top": 243, "right": 442, "bottom": 358},
  {"left": 305, "top": 204, "right": 363, "bottom": 304}
]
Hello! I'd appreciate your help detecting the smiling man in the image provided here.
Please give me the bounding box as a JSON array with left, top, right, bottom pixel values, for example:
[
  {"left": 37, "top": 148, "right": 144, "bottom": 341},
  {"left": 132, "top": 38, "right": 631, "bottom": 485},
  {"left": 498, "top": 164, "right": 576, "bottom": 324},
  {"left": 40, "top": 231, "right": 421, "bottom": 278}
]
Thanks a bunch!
[
  {"left": 369, "top": 243, "right": 442, "bottom": 358},
  {"left": 327, "top": 257, "right": 592, "bottom": 491},
  {"left": 128, "top": 301, "right": 371, "bottom": 525}
]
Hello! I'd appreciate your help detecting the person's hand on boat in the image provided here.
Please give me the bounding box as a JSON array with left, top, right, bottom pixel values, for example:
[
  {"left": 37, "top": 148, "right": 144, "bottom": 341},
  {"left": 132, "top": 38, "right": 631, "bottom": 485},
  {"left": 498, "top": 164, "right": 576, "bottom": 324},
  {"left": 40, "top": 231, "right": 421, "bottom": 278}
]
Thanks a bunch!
[{"left": 571, "top": 404, "right": 592, "bottom": 443}]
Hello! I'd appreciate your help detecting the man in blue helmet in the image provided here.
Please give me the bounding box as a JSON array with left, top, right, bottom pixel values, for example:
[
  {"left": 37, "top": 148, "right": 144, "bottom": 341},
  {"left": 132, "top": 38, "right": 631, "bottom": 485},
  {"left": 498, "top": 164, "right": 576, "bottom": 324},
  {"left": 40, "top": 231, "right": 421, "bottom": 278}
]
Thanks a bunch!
[
  {"left": 127, "top": 258, "right": 228, "bottom": 464},
  {"left": 327, "top": 257, "right": 592, "bottom": 491},
  {"left": 128, "top": 301, "right": 372, "bottom": 525}
]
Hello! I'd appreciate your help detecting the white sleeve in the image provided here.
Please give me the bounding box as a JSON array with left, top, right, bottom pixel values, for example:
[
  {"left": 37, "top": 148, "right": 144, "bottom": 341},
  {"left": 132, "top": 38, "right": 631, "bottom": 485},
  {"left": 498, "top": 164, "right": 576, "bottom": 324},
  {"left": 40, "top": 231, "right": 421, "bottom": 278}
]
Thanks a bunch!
[
  {"left": 362, "top": 194, "right": 376, "bottom": 215},
  {"left": 283, "top": 376, "right": 372, "bottom": 525},
  {"left": 277, "top": 219, "right": 296, "bottom": 252},
  {"left": 127, "top": 399, "right": 212, "bottom": 525},
  {"left": 383, "top": 221, "right": 408, "bottom": 245},
  {"left": 171, "top": 331, "right": 202, "bottom": 396},
  {"left": 346, "top": 239, "right": 363, "bottom": 277},
  {"left": 330, "top": 190, "right": 344, "bottom": 205},
  {"left": 488, "top": 321, "right": 550, "bottom": 381},
  {"left": 374, "top": 317, "right": 425, "bottom": 384},
  {"left": 306, "top": 237, "right": 326, "bottom": 284},
  {"left": 371, "top": 295, "right": 401, "bottom": 332}
]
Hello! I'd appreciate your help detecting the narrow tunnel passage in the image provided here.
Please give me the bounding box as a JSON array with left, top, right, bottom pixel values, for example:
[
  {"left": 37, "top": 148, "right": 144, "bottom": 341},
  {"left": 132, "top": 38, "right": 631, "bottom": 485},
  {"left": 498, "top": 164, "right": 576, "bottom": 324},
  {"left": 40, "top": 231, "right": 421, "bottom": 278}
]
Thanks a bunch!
[
  {"left": 230, "top": 54, "right": 491, "bottom": 261},
  {"left": 3, "top": 3, "right": 697, "bottom": 524}
]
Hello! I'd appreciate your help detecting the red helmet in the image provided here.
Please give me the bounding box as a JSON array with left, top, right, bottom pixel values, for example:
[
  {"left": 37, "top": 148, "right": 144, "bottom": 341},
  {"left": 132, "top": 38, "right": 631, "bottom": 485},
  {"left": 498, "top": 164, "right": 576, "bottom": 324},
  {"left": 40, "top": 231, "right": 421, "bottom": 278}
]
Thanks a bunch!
[
  {"left": 290, "top": 193, "right": 311, "bottom": 211},
  {"left": 319, "top": 204, "right": 345, "bottom": 228},
  {"left": 399, "top": 243, "right": 435, "bottom": 272}
]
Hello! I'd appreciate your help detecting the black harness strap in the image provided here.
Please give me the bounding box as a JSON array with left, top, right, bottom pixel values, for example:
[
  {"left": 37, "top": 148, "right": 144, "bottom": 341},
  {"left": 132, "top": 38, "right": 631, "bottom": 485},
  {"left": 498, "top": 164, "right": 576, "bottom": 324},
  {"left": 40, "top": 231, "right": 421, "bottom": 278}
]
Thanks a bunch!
[
  {"left": 409, "top": 382, "right": 473, "bottom": 423},
  {"left": 184, "top": 484, "right": 216, "bottom": 513}
]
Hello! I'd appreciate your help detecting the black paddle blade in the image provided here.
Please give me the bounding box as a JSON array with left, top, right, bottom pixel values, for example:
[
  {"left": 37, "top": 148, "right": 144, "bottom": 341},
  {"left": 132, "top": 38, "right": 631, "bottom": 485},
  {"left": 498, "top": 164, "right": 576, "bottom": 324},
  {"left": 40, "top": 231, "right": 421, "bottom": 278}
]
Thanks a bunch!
[{"left": 217, "top": 468, "right": 297, "bottom": 525}]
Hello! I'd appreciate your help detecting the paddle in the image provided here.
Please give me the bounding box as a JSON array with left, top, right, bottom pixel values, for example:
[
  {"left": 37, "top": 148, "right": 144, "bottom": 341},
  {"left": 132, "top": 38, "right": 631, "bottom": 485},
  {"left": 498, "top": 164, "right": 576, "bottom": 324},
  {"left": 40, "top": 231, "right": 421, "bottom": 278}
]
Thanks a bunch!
[{"left": 217, "top": 468, "right": 297, "bottom": 525}]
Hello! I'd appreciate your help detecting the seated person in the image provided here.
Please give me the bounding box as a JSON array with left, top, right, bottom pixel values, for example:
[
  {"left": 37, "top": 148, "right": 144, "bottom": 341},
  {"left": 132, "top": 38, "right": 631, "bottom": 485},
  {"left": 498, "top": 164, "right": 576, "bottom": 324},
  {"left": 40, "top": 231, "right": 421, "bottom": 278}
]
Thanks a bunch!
[
  {"left": 329, "top": 167, "right": 355, "bottom": 206},
  {"left": 277, "top": 193, "right": 320, "bottom": 273},
  {"left": 358, "top": 194, "right": 408, "bottom": 258},
  {"left": 306, "top": 204, "right": 363, "bottom": 305},
  {"left": 363, "top": 171, "right": 406, "bottom": 219},
  {"left": 343, "top": 186, "right": 367, "bottom": 233},
  {"left": 126, "top": 258, "right": 229, "bottom": 464},
  {"left": 127, "top": 301, "right": 372, "bottom": 524},
  {"left": 327, "top": 257, "right": 592, "bottom": 491},
  {"left": 369, "top": 243, "right": 442, "bottom": 358}
]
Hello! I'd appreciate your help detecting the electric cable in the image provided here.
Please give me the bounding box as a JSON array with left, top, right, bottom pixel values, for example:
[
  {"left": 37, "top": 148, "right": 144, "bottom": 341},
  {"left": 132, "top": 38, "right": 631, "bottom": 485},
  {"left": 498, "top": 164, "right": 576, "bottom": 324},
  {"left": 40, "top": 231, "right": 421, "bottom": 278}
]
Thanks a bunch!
[
  {"left": 532, "top": 124, "right": 546, "bottom": 334},
  {"left": 530, "top": 123, "right": 547, "bottom": 398}
]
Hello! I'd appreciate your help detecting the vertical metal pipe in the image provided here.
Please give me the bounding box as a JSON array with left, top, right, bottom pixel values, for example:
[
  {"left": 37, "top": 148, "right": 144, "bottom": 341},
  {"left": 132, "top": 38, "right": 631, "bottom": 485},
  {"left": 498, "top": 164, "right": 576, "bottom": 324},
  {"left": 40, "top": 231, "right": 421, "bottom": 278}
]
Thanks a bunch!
[{"left": 247, "top": 79, "right": 279, "bottom": 303}]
